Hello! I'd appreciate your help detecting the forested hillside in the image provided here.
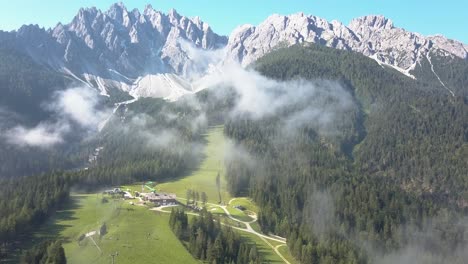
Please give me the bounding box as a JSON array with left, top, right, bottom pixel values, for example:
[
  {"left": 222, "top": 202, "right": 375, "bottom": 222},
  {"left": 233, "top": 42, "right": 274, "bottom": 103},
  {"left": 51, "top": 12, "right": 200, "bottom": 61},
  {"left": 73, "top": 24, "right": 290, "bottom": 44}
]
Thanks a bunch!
[
  {"left": 0, "top": 46, "right": 138, "bottom": 179},
  {"left": 0, "top": 47, "right": 88, "bottom": 178},
  {"left": 254, "top": 44, "right": 467, "bottom": 202},
  {"left": 0, "top": 171, "right": 71, "bottom": 258},
  {"left": 224, "top": 44, "right": 467, "bottom": 263},
  {"left": 74, "top": 97, "right": 209, "bottom": 186},
  {"left": 0, "top": 47, "right": 70, "bottom": 121},
  {"left": 411, "top": 49, "right": 468, "bottom": 97}
]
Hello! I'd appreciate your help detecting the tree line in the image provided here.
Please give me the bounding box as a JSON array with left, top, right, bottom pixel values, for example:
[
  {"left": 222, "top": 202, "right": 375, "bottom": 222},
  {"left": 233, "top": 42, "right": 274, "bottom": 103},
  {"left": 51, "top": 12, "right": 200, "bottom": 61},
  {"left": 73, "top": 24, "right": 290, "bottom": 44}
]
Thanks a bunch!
[{"left": 170, "top": 208, "right": 262, "bottom": 264}]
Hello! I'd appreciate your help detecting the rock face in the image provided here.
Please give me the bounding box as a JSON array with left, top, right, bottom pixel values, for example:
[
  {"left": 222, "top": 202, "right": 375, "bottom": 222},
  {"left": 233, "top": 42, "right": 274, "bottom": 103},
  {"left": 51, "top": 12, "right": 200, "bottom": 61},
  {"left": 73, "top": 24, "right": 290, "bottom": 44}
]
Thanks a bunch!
[
  {"left": 226, "top": 13, "right": 468, "bottom": 76},
  {"left": 2, "top": 3, "right": 467, "bottom": 99},
  {"left": 7, "top": 3, "right": 227, "bottom": 97}
]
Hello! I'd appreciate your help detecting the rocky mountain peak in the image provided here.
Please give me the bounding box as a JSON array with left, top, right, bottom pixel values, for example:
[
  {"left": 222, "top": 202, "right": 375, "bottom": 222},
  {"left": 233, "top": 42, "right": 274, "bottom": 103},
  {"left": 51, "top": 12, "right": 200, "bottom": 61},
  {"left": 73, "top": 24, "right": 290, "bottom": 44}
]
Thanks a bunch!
[
  {"left": 9, "top": 2, "right": 228, "bottom": 98},
  {"left": 17, "top": 24, "right": 44, "bottom": 37},
  {"left": 106, "top": 2, "right": 132, "bottom": 27},
  {"left": 349, "top": 15, "right": 394, "bottom": 30},
  {"left": 168, "top": 8, "right": 181, "bottom": 20},
  {"left": 226, "top": 12, "right": 467, "bottom": 77}
]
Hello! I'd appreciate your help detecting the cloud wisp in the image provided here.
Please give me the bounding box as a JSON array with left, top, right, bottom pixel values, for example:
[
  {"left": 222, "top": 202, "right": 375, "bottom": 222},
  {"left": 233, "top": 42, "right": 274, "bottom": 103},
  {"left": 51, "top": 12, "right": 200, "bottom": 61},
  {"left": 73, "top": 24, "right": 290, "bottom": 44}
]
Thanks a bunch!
[
  {"left": 3, "top": 86, "right": 110, "bottom": 148},
  {"left": 4, "top": 122, "right": 68, "bottom": 148},
  {"left": 51, "top": 86, "right": 110, "bottom": 129}
]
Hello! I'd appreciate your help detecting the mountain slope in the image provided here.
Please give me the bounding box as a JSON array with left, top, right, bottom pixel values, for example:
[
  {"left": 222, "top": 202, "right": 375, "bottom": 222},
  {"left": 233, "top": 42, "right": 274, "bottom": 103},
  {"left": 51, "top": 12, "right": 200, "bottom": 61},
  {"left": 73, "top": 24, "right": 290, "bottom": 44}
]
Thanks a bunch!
[
  {"left": 254, "top": 43, "right": 467, "bottom": 200},
  {"left": 0, "top": 46, "right": 71, "bottom": 122}
]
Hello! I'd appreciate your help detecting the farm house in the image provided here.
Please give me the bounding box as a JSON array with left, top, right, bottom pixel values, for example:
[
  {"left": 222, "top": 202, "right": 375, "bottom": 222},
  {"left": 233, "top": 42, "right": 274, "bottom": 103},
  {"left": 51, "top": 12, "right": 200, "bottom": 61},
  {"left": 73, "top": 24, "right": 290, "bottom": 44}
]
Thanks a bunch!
[{"left": 141, "top": 192, "right": 177, "bottom": 206}]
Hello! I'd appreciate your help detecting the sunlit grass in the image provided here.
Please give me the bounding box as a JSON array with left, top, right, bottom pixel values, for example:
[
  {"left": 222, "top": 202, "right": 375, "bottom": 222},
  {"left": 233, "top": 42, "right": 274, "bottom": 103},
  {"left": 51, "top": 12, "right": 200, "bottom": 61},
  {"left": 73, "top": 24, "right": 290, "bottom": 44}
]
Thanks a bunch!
[
  {"left": 157, "top": 126, "right": 231, "bottom": 205},
  {"left": 34, "top": 194, "right": 198, "bottom": 264}
]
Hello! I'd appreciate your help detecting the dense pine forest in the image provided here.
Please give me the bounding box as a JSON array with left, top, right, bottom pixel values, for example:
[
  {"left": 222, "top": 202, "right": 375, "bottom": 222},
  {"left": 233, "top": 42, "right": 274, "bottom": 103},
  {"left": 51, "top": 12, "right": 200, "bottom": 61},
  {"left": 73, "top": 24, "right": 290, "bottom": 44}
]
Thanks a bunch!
[
  {"left": 19, "top": 240, "right": 66, "bottom": 264},
  {"left": 0, "top": 172, "right": 70, "bottom": 260}
]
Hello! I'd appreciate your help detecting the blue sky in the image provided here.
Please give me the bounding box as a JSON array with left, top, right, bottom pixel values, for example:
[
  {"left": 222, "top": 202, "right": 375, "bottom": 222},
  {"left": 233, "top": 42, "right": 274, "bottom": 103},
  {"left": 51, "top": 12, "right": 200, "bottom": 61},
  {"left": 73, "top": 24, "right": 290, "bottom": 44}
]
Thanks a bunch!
[{"left": 0, "top": 0, "right": 466, "bottom": 43}]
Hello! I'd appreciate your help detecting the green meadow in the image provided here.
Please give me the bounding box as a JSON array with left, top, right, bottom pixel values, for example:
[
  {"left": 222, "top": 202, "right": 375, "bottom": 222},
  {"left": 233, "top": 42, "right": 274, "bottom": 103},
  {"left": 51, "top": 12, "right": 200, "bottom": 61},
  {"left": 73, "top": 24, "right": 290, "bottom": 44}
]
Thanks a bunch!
[
  {"left": 156, "top": 125, "right": 231, "bottom": 205},
  {"left": 34, "top": 194, "right": 198, "bottom": 264}
]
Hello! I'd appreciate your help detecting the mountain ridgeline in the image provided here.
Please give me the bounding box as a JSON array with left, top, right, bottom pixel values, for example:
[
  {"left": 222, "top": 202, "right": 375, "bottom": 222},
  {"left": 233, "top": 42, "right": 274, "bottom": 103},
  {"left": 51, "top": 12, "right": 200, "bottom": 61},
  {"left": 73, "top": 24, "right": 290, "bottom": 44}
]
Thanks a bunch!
[{"left": 0, "top": 3, "right": 467, "bottom": 100}]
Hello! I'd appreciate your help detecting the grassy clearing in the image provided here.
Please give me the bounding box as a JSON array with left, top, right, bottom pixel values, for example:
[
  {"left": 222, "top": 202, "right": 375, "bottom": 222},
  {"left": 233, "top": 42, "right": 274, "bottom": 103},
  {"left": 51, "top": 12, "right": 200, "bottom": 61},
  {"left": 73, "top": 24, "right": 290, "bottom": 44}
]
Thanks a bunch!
[
  {"left": 157, "top": 205, "right": 186, "bottom": 212},
  {"left": 229, "top": 197, "right": 259, "bottom": 213},
  {"left": 263, "top": 237, "right": 285, "bottom": 248},
  {"left": 34, "top": 194, "right": 198, "bottom": 264},
  {"left": 250, "top": 221, "right": 263, "bottom": 233},
  {"left": 157, "top": 125, "right": 231, "bottom": 205},
  {"left": 278, "top": 245, "right": 299, "bottom": 264},
  {"left": 225, "top": 205, "right": 254, "bottom": 222},
  {"left": 206, "top": 204, "right": 224, "bottom": 214},
  {"left": 150, "top": 126, "right": 286, "bottom": 262},
  {"left": 220, "top": 216, "right": 246, "bottom": 229},
  {"left": 236, "top": 231, "right": 284, "bottom": 263},
  {"left": 120, "top": 184, "right": 145, "bottom": 193}
]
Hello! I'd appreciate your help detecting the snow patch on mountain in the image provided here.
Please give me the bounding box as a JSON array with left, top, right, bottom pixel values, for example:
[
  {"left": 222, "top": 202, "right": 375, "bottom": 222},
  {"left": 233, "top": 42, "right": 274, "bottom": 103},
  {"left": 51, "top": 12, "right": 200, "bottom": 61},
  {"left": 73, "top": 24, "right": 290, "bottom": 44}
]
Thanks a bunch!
[
  {"left": 130, "top": 73, "right": 194, "bottom": 101},
  {"left": 370, "top": 54, "right": 416, "bottom": 79},
  {"left": 426, "top": 52, "right": 455, "bottom": 97}
]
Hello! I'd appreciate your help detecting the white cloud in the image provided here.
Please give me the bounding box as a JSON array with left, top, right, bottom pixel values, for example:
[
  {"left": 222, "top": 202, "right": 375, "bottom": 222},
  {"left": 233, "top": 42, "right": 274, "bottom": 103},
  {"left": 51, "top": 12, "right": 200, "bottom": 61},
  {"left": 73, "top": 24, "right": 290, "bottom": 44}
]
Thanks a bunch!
[
  {"left": 51, "top": 86, "right": 110, "bottom": 129},
  {"left": 4, "top": 86, "right": 111, "bottom": 148},
  {"left": 5, "top": 122, "right": 69, "bottom": 148},
  {"left": 178, "top": 38, "right": 226, "bottom": 81},
  {"left": 195, "top": 62, "right": 355, "bottom": 133}
]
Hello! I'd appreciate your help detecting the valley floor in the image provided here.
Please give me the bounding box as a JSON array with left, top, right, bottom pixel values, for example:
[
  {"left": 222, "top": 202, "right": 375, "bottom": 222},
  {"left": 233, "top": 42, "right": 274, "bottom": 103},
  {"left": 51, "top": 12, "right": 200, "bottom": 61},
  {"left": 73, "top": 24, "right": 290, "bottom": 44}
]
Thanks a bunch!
[{"left": 27, "top": 126, "right": 297, "bottom": 263}]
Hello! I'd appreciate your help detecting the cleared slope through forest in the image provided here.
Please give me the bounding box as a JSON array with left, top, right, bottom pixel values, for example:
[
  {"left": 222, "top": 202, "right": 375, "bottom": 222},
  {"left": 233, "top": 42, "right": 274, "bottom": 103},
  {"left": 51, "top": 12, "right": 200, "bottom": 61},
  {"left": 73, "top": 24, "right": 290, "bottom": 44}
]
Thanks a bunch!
[
  {"left": 157, "top": 125, "right": 231, "bottom": 204},
  {"left": 154, "top": 126, "right": 297, "bottom": 263}
]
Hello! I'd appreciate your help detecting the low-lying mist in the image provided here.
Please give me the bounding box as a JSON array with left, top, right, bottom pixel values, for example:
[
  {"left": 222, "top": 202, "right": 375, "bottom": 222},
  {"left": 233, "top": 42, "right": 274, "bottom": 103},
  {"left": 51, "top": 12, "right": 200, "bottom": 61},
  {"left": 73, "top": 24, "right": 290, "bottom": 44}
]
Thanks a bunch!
[{"left": 2, "top": 86, "right": 111, "bottom": 148}]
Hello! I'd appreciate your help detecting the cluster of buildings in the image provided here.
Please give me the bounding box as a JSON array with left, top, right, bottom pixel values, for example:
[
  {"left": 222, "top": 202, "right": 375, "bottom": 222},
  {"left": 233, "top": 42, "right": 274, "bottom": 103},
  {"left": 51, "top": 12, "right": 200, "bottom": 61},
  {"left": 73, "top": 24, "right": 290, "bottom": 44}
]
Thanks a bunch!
[
  {"left": 103, "top": 185, "right": 178, "bottom": 207},
  {"left": 103, "top": 188, "right": 124, "bottom": 195},
  {"left": 103, "top": 187, "right": 133, "bottom": 199},
  {"left": 140, "top": 192, "right": 177, "bottom": 206}
]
